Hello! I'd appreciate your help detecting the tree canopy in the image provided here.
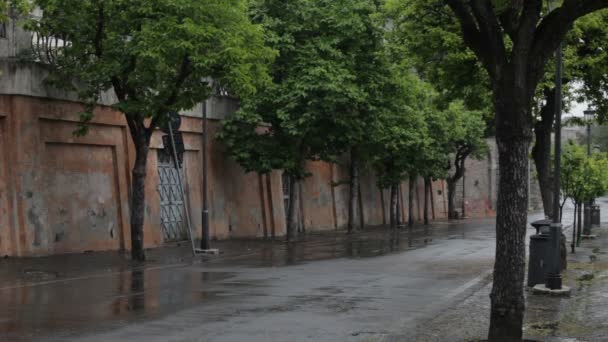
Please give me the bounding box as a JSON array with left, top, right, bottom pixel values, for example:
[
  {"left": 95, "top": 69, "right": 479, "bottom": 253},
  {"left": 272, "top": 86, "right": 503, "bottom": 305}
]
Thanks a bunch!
[
  {"left": 29, "top": 0, "right": 273, "bottom": 260},
  {"left": 219, "top": 0, "right": 393, "bottom": 179},
  {"left": 561, "top": 143, "right": 608, "bottom": 206}
]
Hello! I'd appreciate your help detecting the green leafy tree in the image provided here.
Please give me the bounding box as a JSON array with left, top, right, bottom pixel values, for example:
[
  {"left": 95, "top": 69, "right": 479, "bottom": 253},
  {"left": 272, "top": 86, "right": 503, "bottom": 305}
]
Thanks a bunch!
[
  {"left": 219, "top": 0, "right": 393, "bottom": 239},
  {"left": 418, "top": 107, "right": 450, "bottom": 225},
  {"left": 0, "top": 0, "right": 30, "bottom": 21},
  {"left": 29, "top": 0, "right": 272, "bottom": 261},
  {"left": 367, "top": 70, "right": 430, "bottom": 229},
  {"left": 441, "top": 101, "right": 488, "bottom": 219},
  {"left": 385, "top": 0, "right": 607, "bottom": 224},
  {"left": 384, "top": 0, "right": 490, "bottom": 220},
  {"left": 439, "top": 1, "right": 608, "bottom": 340},
  {"left": 561, "top": 144, "right": 608, "bottom": 250},
  {"left": 531, "top": 9, "right": 608, "bottom": 219},
  {"left": 572, "top": 9, "right": 608, "bottom": 121}
]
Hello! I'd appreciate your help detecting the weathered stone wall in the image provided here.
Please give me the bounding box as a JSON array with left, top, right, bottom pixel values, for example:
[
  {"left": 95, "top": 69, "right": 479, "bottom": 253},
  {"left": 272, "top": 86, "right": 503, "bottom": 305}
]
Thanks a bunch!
[
  {"left": 453, "top": 138, "right": 543, "bottom": 219},
  {"left": 0, "top": 92, "right": 457, "bottom": 257}
]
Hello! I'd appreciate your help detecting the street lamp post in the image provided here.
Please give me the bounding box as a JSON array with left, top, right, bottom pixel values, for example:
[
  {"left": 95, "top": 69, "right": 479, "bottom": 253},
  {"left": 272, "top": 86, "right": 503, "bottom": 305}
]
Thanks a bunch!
[
  {"left": 583, "top": 109, "right": 596, "bottom": 236},
  {"left": 585, "top": 109, "right": 595, "bottom": 156},
  {"left": 546, "top": 0, "right": 564, "bottom": 291}
]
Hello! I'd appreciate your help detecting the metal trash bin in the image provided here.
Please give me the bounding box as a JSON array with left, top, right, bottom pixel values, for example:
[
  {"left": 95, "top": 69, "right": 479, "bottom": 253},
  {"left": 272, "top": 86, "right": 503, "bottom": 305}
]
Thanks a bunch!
[
  {"left": 527, "top": 220, "right": 556, "bottom": 287},
  {"left": 528, "top": 234, "right": 552, "bottom": 287},
  {"left": 591, "top": 205, "right": 600, "bottom": 226}
]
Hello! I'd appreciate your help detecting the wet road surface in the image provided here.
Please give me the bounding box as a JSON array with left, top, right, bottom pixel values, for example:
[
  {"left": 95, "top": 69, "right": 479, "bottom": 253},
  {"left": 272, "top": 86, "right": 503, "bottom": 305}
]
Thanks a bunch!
[{"left": 1, "top": 218, "right": 522, "bottom": 342}]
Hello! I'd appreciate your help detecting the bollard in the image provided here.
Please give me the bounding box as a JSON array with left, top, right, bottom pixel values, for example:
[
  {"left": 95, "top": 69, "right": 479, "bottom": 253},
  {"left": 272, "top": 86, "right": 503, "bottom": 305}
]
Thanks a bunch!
[
  {"left": 545, "top": 223, "right": 563, "bottom": 290},
  {"left": 591, "top": 205, "right": 600, "bottom": 226},
  {"left": 583, "top": 205, "right": 592, "bottom": 235}
]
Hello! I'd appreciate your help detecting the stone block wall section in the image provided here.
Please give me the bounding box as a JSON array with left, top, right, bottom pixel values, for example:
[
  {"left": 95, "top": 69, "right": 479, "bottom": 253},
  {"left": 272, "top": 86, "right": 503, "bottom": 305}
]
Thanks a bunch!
[{"left": 0, "top": 93, "right": 461, "bottom": 257}]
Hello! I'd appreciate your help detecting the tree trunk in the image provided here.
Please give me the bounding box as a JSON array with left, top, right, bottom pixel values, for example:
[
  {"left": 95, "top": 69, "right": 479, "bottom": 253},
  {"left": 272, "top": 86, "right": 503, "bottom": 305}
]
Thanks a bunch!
[
  {"left": 560, "top": 233, "right": 568, "bottom": 270},
  {"left": 531, "top": 88, "right": 556, "bottom": 219},
  {"left": 130, "top": 132, "right": 150, "bottom": 262},
  {"left": 389, "top": 184, "right": 398, "bottom": 229},
  {"left": 424, "top": 177, "right": 430, "bottom": 225},
  {"left": 347, "top": 149, "right": 360, "bottom": 233},
  {"left": 408, "top": 175, "right": 415, "bottom": 227},
  {"left": 447, "top": 178, "right": 457, "bottom": 219},
  {"left": 576, "top": 203, "right": 583, "bottom": 247},
  {"left": 571, "top": 202, "right": 577, "bottom": 253},
  {"left": 286, "top": 175, "right": 299, "bottom": 243},
  {"left": 488, "top": 134, "right": 530, "bottom": 342}
]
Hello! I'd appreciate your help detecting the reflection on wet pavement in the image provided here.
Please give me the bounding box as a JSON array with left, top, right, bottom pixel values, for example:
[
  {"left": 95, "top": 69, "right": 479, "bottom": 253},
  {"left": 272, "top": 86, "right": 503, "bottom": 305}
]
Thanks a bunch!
[
  {"left": 0, "top": 267, "right": 235, "bottom": 341},
  {"left": 0, "top": 218, "right": 498, "bottom": 341}
]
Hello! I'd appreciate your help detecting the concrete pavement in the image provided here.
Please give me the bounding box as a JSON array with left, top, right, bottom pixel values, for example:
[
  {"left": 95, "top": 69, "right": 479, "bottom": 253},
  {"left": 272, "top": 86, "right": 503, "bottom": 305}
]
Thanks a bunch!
[{"left": 1, "top": 218, "right": 502, "bottom": 342}]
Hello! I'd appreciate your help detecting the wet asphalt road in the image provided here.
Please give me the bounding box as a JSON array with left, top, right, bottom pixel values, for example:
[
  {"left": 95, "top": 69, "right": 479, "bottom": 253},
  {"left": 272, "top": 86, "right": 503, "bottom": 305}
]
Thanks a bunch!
[{"left": 0, "top": 217, "right": 539, "bottom": 342}]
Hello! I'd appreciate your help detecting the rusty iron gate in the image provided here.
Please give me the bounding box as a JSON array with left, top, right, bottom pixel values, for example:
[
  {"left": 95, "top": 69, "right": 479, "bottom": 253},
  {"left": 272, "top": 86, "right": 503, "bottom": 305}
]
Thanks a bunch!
[{"left": 157, "top": 150, "right": 188, "bottom": 242}]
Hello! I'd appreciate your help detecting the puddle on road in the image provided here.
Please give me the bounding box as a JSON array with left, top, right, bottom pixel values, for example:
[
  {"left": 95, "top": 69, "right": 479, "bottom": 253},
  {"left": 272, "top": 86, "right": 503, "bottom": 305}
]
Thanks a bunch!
[
  {"left": 214, "top": 223, "right": 490, "bottom": 268},
  {"left": 0, "top": 269, "right": 235, "bottom": 339}
]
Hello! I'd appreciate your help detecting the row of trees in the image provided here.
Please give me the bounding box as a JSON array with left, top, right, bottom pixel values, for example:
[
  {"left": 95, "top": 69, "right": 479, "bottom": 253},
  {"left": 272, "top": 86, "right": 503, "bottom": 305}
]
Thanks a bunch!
[
  {"left": 217, "top": 0, "right": 488, "bottom": 239},
  {"left": 561, "top": 143, "right": 608, "bottom": 250},
  {"left": 17, "top": 0, "right": 608, "bottom": 341}
]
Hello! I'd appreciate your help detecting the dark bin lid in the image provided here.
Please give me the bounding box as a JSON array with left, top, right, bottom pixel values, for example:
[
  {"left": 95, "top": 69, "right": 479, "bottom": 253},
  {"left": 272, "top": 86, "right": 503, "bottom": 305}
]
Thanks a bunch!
[
  {"left": 530, "top": 219, "right": 552, "bottom": 229},
  {"left": 530, "top": 234, "right": 549, "bottom": 240}
]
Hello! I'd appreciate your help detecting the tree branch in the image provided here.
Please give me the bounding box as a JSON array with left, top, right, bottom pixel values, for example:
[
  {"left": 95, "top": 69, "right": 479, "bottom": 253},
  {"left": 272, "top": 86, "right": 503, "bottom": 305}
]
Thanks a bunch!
[
  {"left": 445, "top": 0, "right": 506, "bottom": 79},
  {"left": 513, "top": 0, "right": 542, "bottom": 57},
  {"left": 147, "top": 55, "right": 192, "bottom": 136},
  {"left": 470, "top": 0, "right": 507, "bottom": 72},
  {"left": 529, "top": 0, "right": 608, "bottom": 87},
  {"left": 93, "top": 1, "right": 105, "bottom": 57}
]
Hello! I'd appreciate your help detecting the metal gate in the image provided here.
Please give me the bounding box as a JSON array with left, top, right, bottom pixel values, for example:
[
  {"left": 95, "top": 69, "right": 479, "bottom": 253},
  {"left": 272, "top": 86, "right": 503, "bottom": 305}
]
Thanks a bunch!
[{"left": 157, "top": 150, "right": 188, "bottom": 242}]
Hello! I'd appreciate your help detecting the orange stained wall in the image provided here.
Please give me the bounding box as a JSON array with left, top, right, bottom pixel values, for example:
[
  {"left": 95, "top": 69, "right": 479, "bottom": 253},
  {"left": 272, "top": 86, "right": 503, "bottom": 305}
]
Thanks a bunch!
[{"left": 0, "top": 95, "right": 453, "bottom": 257}]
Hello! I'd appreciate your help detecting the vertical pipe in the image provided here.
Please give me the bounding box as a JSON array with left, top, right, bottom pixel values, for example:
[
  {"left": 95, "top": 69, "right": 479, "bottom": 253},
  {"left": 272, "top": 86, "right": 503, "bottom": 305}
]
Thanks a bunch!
[
  {"left": 201, "top": 101, "right": 210, "bottom": 250},
  {"left": 528, "top": 156, "right": 532, "bottom": 210},
  {"left": 461, "top": 168, "right": 466, "bottom": 218},
  {"left": 430, "top": 180, "right": 436, "bottom": 220},
  {"left": 265, "top": 174, "right": 276, "bottom": 240}
]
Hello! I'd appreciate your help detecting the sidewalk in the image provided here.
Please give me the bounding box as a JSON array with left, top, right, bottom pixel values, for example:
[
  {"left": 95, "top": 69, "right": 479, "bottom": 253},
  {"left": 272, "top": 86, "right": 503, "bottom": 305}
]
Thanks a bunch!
[{"left": 406, "top": 223, "right": 608, "bottom": 342}]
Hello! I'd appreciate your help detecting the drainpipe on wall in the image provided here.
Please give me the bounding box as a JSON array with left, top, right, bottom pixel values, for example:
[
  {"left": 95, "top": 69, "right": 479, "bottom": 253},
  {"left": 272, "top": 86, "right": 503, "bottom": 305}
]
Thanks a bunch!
[{"left": 201, "top": 100, "right": 211, "bottom": 250}]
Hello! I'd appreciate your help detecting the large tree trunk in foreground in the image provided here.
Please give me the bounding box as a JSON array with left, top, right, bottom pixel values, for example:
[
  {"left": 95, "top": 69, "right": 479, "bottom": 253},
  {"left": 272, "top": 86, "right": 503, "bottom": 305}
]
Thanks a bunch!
[
  {"left": 130, "top": 131, "right": 150, "bottom": 262},
  {"left": 286, "top": 175, "right": 299, "bottom": 242},
  {"left": 389, "top": 183, "right": 398, "bottom": 229},
  {"left": 488, "top": 78, "right": 532, "bottom": 341},
  {"left": 348, "top": 149, "right": 360, "bottom": 233},
  {"left": 531, "top": 88, "right": 556, "bottom": 219},
  {"left": 489, "top": 135, "right": 530, "bottom": 341},
  {"left": 408, "top": 175, "right": 415, "bottom": 227}
]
